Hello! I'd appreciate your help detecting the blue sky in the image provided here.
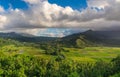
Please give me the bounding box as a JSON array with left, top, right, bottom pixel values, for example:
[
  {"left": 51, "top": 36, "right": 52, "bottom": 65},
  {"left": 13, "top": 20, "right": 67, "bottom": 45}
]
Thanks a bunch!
[
  {"left": 0, "top": 0, "right": 28, "bottom": 9},
  {"left": 48, "top": 0, "right": 87, "bottom": 10},
  {"left": 0, "top": 0, "right": 87, "bottom": 10}
]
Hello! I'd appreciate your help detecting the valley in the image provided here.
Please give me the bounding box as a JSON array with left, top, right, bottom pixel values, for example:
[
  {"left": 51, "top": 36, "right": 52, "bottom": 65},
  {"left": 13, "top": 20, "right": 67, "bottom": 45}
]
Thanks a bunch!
[{"left": 0, "top": 30, "right": 120, "bottom": 77}]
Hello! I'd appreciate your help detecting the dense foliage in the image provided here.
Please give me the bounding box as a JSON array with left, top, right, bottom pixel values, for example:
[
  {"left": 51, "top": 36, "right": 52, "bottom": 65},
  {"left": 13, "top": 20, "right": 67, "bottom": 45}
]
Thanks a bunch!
[{"left": 0, "top": 52, "right": 120, "bottom": 77}]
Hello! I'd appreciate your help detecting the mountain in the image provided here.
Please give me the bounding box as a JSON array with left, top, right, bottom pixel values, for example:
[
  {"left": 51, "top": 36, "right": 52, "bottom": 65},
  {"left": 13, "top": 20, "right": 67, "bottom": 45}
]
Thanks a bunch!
[
  {"left": 0, "top": 30, "right": 120, "bottom": 47},
  {"left": 61, "top": 30, "right": 120, "bottom": 47},
  {"left": 18, "top": 33, "right": 35, "bottom": 37},
  {"left": 0, "top": 32, "right": 58, "bottom": 42}
]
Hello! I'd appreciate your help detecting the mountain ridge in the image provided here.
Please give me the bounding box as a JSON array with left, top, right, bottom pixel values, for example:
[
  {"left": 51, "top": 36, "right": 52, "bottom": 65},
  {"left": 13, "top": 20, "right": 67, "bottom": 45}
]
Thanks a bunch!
[
  {"left": 61, "top": 30, "right": 120, "bottom": 47},
  {"left": 0, "top": 30, "right": 120, "bottom": 46},
  {"left": 0, "top": 32, "right": 58, "bottom": 42}
]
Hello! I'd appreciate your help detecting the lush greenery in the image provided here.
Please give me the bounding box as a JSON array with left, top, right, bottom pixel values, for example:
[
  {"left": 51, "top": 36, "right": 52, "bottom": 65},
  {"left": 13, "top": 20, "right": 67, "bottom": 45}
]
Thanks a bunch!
[
  {"left": 0, "top": 52, "right": 120, "bottom": 77},
  {"left": 0, "top": 38, "right": 120, "bottom": 77}
]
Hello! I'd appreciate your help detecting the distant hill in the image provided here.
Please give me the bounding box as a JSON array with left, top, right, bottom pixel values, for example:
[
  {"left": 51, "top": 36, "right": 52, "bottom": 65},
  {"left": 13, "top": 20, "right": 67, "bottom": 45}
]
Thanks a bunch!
[{"left": 0, "top": 32, "right": 58, "bottom": 42}]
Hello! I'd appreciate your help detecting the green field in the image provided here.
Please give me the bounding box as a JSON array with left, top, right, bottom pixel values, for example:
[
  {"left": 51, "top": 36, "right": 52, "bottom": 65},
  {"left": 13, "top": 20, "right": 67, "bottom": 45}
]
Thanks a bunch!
[
  {"left": 2, "top": 45, "right": 120, "bottom": 62},
  {"left": 22, "top": 47, "right": 120, "bottom": 61},
  {"left": 63, "top": 47, "right": 120, "bottom": 61}
]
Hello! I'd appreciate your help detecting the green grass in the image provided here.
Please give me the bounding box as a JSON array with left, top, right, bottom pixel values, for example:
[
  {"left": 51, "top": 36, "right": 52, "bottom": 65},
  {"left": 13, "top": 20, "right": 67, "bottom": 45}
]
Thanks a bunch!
[
  {"left": 1, "top": 45, "right": 120, "bottom": 62},
  {"left": 63, "top": 47, "right": 120, "bottom": 61},
  {"left": 18, "top": 47, "right": 44, "bottom": 55},
  {"left": 0, "top": 45, "right": 44, "bottom": 56}
]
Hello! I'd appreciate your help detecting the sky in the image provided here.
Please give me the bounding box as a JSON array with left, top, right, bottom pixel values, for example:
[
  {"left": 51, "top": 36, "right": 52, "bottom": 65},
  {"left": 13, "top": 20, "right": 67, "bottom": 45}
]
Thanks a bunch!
[{"left": 0, "top": 0, "right": 120, "bottom": 37}]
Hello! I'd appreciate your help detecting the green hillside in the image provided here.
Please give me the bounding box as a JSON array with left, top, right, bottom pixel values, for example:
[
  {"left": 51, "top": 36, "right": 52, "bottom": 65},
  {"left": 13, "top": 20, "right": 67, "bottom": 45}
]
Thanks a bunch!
[{"left": 61, "top": 30, "right": 120, "bottom": 47}]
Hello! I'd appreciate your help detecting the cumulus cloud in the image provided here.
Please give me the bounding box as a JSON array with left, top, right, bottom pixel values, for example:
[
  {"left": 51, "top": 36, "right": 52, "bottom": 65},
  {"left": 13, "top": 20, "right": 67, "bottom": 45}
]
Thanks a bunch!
[
  {"left": 23, "top": 0, "right": 41, "bottom": 4},
  {"left": 0, "top": 6, "right": 5, "bottom": 12},
  {"left": 87, "top": 0, "right": 109, "bottom": 9},
  {"left": 0, "top": 15, "right": 7, "bottom": 29},
  {"left": 0, "top": 0, "right": 120, "bottom": 36},
  {"left": 1, "top": 1, "right": 105, "bottom": 29},
  {"left": 104, "top": 1, "right": 120, "bottom": 21}
]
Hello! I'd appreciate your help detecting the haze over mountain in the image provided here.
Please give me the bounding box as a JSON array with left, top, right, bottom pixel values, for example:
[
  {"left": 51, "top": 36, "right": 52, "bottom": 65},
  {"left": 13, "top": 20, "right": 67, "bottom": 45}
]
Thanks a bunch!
[
  {"left": 0, "top": 32, "right": 58, "bottom": 42},
  {"left": 0, "top": 30, "right": 120, "bottom": 46}
]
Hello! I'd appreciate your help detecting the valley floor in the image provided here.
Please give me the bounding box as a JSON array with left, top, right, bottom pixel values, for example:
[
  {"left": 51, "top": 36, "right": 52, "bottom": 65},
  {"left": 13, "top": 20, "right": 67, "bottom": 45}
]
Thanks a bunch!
[
  {"left": 3, "top": 46, "right": 120, "bottom": 62},
  {"left": 63, "top": 47, "right": 120, "bottom": 61}
]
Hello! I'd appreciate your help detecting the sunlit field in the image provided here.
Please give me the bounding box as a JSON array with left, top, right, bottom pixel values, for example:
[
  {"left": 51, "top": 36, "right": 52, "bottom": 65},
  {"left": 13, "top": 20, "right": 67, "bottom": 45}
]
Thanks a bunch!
[{"left": 1, "top": 44, "right": 120, "bottom": 62}]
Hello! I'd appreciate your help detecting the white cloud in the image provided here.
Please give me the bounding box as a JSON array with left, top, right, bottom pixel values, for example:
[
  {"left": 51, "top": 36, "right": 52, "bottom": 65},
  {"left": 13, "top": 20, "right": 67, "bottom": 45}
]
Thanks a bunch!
[
  {"left": 0, "top": 6, "right": 5, "bottom": 12},
  {"left": 104, "top": 1, "right": 120, "bottom": 21},
  {"left": 87, "top": 0, "right": 109, "bottom": 9},
  {"left": 0, "top": 0, "right": 120, "bottom": 36},
  {"left": 23, "top": 0, "right": 47, "bottom": 4},
  {"left": 116, "top": 0, "right": 120, "bottom": 2},
  {"left": 23, "top": 0, "right": 40, "bottom": 4},
  {"left": 0, "top": 15, "right": 7, "bottom": 29},
  {"left": 4, "top": 1, "right": 104, "bottom": 29}
]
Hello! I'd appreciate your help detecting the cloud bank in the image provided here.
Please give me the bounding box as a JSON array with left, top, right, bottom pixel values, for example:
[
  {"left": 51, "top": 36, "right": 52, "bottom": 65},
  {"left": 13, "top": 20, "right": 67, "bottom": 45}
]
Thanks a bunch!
[{"left": 0, "top": 0, "right": 120, "bottom": 37}]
